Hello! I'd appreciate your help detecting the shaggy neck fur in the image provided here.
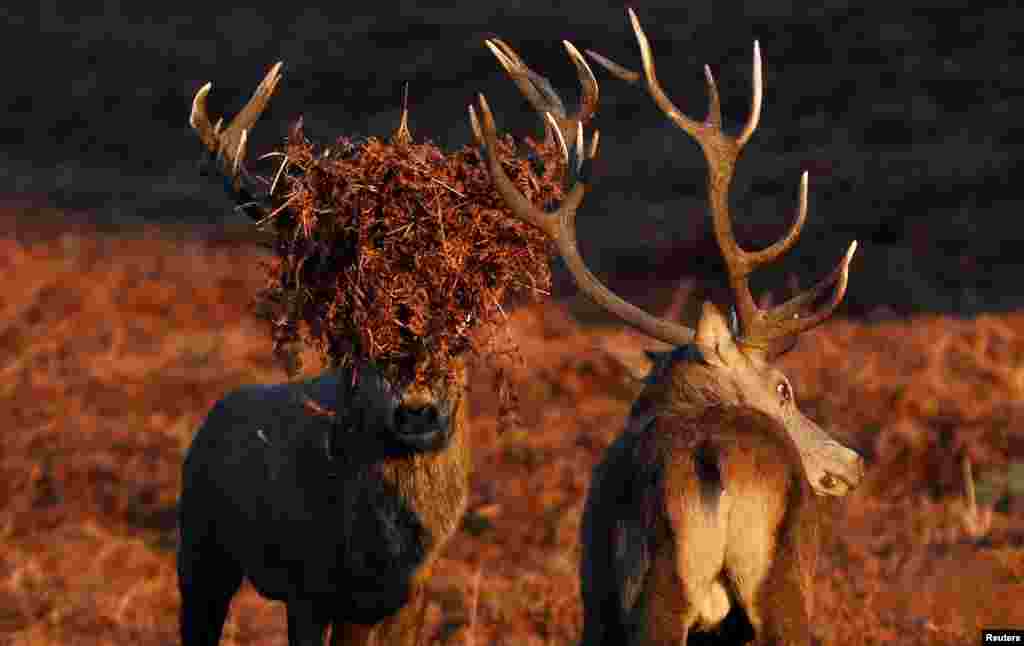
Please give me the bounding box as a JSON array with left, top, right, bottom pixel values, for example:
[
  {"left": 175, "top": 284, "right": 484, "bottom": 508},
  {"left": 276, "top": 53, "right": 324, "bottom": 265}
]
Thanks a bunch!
[
  {"left": 636, "top": 344, "right": 743, "bottom": 420},
  {"left": 334, "top": 359, "right": 472, "bottom": 550}
]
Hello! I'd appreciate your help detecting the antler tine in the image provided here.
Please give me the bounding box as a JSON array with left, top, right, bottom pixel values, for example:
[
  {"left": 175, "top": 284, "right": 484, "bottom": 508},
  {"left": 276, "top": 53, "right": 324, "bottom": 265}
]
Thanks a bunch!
[
  {"left": 586, "top": 46, "right": 726, "bottom": 131},
  {"left": 743, "top": 170, "right": 809, "bottom": 266},
  {"left": 737, "top": 40, "right": 763, "bottom": 147},
  {"left": 469, "top": 94, "right": 695, "bottom": 347},
  {"left": 484, "top": 38, "right": 599, "bottom": 146},
  {"left": 190, "top": 61, "right": 283, "bottom": 195},
  {"left": 562, "top": 40, "right": 600, "bottom": 125},
  {"left": 703, "top": 65, "right": 723, "bottom": 130},
  {"left": 625, "top": 7, "right": 707, "bottom": 136},
  {"left": 756, "top": 240, "right": 857, "bottom": 337},
  {"left": 584, "top": 48, "right": 640, "bottom": 85}
]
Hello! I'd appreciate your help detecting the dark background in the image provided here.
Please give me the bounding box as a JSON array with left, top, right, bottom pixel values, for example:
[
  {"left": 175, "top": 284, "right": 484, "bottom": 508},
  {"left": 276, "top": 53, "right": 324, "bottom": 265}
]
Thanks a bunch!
[{"left": 2, "top": 1, "right": 1021, "bottom": 316}]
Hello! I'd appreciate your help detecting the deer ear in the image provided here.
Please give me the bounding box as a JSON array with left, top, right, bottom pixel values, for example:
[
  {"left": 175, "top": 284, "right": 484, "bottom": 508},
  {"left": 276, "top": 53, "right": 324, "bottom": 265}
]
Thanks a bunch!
[{"left": 694, "top": 301, "right": 740, "bottom": 366}]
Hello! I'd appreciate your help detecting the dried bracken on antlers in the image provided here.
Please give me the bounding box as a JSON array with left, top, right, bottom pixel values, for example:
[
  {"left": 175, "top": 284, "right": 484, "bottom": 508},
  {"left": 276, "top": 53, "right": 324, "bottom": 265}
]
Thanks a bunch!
[
  {"left": 189, "top": 60, "right": 566, "bottom": 390},
  {"left": 258, "top": 123, "right": 562, "bottom": 386},
  {"left": 587, "top": 8, "right": 858, "bottom": 356}
]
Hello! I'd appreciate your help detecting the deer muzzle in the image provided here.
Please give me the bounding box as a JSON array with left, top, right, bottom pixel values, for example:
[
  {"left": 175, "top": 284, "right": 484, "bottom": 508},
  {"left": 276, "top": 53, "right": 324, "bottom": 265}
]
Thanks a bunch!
[
  {"left": 391, "top": 404, "right": 451, "bottom": 452},
  {"left": 811, "top": 440, "right": 865, "bottom": 497}
]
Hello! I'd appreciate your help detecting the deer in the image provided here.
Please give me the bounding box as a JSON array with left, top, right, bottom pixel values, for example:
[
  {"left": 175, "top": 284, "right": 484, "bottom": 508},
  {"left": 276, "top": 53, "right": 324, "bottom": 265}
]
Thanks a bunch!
[
  {"left": 179, "top": 43, "right": 598, "bottom": 646},
  {"left": 469, "top": 8, "right": 866, "bottom": 645}
]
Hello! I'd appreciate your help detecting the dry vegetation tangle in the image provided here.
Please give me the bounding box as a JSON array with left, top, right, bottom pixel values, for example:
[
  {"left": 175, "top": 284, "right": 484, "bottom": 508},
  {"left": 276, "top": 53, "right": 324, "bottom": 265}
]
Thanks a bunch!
[
  {"left": 256, "top": 123, "right": 561, "bottom": 389},
  {"left": 2, "top": 214, "right": 1023, "bottom": 645}
]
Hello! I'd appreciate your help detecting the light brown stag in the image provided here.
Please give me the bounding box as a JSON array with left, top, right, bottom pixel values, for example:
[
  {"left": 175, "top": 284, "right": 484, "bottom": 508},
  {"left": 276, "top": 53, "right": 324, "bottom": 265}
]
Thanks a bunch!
[
  {"left": 470, "top": 9, "right": 865, "bottom": 645},
  {"left": 180, "top": 43, "right": 599, "bottom": 646}
]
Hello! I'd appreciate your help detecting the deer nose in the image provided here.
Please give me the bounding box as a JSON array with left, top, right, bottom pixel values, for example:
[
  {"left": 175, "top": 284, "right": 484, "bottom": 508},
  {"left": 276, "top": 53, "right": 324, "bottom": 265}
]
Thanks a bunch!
[
  {"left": 854, "top": 451, "right": 866, "bottom": 476},
  {"left": 824, "top": 441, "right": 867, "bottom": 490},
  {"left": 840, "top": 443, "right": 866, "bottom": 476},
  {"left": 394, "top": 404, "right": 440, "bottom": 429}
]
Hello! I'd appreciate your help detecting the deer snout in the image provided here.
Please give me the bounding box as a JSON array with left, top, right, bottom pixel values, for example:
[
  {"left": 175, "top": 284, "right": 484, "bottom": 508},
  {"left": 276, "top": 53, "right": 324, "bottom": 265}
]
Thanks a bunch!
[
  {"left": 814, "top": 441, "right": 865, "bottom": 497},
  {"left": 395, "top": 404, "right": 440, "bottom": 428},
  {"left": 391, "top": 404, "right": 451, "bottom": 452}
]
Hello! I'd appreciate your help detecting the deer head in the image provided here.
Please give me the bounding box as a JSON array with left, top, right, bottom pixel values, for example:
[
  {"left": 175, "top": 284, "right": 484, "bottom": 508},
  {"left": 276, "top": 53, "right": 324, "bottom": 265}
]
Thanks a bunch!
[{"left": 189, "top": 64, "right": 470, "bottom": 456}]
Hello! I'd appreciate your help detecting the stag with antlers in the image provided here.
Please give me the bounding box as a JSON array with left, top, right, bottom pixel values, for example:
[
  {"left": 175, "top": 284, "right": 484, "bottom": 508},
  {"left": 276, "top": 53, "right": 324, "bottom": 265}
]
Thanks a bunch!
[
  {"left": 179, "top": 42, "right": 599, "bottom": 646},
  {"left": 471, "top": 9, "right": 865, "bottom": 645}
]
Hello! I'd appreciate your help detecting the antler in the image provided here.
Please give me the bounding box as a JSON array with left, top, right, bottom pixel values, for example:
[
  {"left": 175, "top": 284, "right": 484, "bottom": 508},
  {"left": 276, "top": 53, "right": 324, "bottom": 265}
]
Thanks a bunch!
[
  {"left": 469, "top": 42, "right": 696, "bottom": 348},
  {"left": 587, "top": 9, "right": 857, "bottom": 357},
  {"left": 189, "top": 61, "right": 283, "bottom": 220},
  {"left": 484, "top": 38, "right": 599, "bottom": 146}
]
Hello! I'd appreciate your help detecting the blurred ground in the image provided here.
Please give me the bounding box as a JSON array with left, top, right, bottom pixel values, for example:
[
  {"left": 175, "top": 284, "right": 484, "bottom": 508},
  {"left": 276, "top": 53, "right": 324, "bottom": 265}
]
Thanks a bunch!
[
  {"left": 3, "top": 2, "right": 1024, "bottom": 314},
  {"left": 2, "top": 210, "right": 1022, "bottom": 645}
]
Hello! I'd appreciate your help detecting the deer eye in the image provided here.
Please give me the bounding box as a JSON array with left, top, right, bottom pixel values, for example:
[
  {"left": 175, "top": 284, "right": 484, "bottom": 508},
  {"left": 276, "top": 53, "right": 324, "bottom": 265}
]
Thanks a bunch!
[{"left": 777, "top": 381, "right": 792, "bottom": 403}]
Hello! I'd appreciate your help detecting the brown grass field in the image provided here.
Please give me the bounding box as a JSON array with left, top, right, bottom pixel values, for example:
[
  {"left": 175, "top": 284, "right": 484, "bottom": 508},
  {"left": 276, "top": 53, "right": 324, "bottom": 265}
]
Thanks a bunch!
[{"left": 2, "top": 206, "right": 1023, "bottom": 645}]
